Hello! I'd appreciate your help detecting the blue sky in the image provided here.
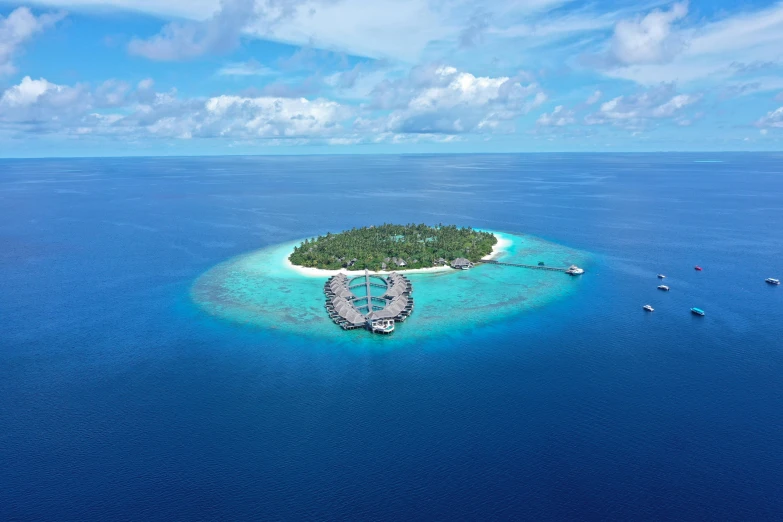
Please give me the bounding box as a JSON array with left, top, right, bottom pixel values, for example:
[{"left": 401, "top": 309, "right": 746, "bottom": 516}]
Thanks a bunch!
[{"left": 1, "top": 0, "right": 783, "bottom": 156}]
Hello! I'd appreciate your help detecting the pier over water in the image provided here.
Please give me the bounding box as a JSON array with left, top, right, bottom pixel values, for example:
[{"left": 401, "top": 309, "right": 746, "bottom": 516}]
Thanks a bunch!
[
  {"left": 324, "top": 270, "right": 414, "bottom": 333},
  {"left": 483, "top": 260, "right": 584, "bottom": 275}
]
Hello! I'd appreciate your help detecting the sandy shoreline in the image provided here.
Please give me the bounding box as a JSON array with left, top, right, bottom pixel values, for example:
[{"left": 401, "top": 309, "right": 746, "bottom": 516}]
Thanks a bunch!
[{"left": 282, "top": 232, "right": 513, "bottom": 278}]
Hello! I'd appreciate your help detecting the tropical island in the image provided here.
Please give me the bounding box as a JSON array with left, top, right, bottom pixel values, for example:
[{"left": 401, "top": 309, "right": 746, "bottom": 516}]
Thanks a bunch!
[{"left": 288, "top": 224, "right": 498, "bottom": 271}]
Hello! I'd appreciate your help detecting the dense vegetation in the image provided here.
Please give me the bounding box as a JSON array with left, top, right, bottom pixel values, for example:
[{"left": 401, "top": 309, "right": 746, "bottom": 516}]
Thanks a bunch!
[{"left": 289, "top": 224, "right": 497, "bottom": 271}]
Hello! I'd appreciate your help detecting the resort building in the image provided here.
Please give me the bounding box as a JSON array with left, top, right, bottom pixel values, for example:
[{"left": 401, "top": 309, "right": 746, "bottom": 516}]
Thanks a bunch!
[
  {"left": 450, "top": 258, "right": 474, "bottom": 270},
  {"left": 324, "top": 270, "right": 414, "bottom": 334}
]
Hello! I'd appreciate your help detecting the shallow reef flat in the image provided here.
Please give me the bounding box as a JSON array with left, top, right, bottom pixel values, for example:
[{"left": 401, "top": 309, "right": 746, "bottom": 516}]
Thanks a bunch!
[{"left": 191, "top": 231, "right": 590, "bottom": 342}]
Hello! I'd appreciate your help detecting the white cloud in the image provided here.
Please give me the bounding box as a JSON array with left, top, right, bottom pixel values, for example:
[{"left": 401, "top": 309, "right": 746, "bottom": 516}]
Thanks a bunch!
[
  {"left": 586, "top": 84, "right": 700, "bottom": 128},
  {"left": 201, "top": 94, "right": 348, "bottom": 137},
  {"left": 128, "top": 0, "right": 258, "bottom": 61},
  {"left": 603, "top": 3, "right": 783, "bottom": 85},
  {"left": 6, "top": 0, "right": 451, "bottom": 62},
  {"left": 0, "top": 7, "right": 64, "bottom": 75},
  {"left": 0, "top": 0, "right": 644, "bottom": 70},
  {"left": 650, "top": 93, "right": 695, "bottom": 117},
  {"left": 0, "top": 76, "right": 90, "bottom": 124},
  {"left": 490, "top": 8, "right": 616, "bottom": 43},
  {"left": 326, "top": 137, "right": 362, "bottom": 145},
  {"left": 586, "top": 90, "right": 602, "bottom": 105},
  {"left": 371, "top": 132, "right": 463, "bottom": 144},
  {"left": 217, "top": 59, "right": 276, "bottom": 76},
  {"left": 537, "top": 105, "right": 575, "bottom": 126},
  {"left": 756, "top": 107, "right": 783, "bottom": 129},
  {"left": 257, "top": 0, "right": 451, "bottom": 62},
  {"left": 609, "top": 2, "right": 688, "bottom": 66},
  {"left": 370, "top": 65, "right": 546, "bottom": 134},
  {"left": 29, "top": 0, "right": 585, "bottom": 64},
  {"left": 0, "top": 75, "right": 351, "bottom": 140}
]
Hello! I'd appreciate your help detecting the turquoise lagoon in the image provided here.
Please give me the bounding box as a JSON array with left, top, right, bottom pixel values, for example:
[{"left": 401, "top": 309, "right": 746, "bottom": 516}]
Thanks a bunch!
[{"left": 191, "top": 231, "right": 590, "bottom": 341}]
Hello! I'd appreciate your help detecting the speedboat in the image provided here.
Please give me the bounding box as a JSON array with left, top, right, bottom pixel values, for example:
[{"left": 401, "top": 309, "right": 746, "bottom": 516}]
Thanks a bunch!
[
  {"left": 766, "top": 278, "right": 780, "bottom": 285},
  {"left": 691, "top": 307, "right": 705, "bottom": 316},
  {"left": 694, "top": 266, "right": 703, "bottom": 271},
  {"left": 643, "top": 305, "right": 654, "bottom": 312},
  {"left": 657, "top": 274, "right": 666, "bottom": 279},
  {"left": 657, "top": 285, "right": 670, "bottom": 291}
]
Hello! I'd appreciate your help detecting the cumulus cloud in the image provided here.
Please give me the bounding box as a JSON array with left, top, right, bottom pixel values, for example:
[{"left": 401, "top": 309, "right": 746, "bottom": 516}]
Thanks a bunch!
[
  {"left": 586, "top": 83, "right": 700, "bottom": 128},
  {"left": 0, "top": 76, "right": 91, "bottom": 127},
  {"left": 609, "top": 2, "right": 688, "bottom": 66},
  {"left": 537, "top": 105, "right": 575, "bottom": 126},
  {"left": 0, "top": 75, "right": 351, "bottom": 140},
  {"left": 371, "top": 65, "right": 546, "bottom": 134},
  {"left": 128, "top": 0, "right": 258, "bottom": 61},
  {"left": 0, "top": 7, "right": 64, "bottom": 75},
  {"left": 756, "top": 107, "right": 783, "bottom": 129},
  {"left": 602, "top": 3, "right": 783, "bottom": 86}
]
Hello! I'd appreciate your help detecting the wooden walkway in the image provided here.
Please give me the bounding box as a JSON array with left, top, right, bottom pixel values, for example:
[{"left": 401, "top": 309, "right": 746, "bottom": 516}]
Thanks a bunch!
[{"left": 483, "top": 260, "right": 568, "bottom": 272}]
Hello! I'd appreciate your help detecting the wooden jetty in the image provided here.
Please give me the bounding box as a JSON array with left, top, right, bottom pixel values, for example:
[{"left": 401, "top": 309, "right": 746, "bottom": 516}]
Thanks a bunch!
[{"left": 483, "top": 260, "right": 578, "bottom": 273}]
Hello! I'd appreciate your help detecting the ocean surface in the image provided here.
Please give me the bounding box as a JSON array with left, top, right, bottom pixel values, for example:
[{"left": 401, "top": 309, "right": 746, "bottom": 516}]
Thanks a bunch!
[{"left": 1, "top": 153, "right": 782, "bottom": 520}]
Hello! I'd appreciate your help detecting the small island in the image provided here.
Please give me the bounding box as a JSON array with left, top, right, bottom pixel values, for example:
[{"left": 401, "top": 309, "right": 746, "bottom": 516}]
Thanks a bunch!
[{"left": 289, "top": 224, "right": 498, "bottom": 271}]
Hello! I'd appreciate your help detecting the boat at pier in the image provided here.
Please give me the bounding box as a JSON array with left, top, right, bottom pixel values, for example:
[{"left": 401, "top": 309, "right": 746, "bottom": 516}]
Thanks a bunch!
[
  {"left": 566, "top": 265, "right": 584, "bottom": 275},
  {"left": 370, "top": 318, "right": 395, "bottom": 334}
]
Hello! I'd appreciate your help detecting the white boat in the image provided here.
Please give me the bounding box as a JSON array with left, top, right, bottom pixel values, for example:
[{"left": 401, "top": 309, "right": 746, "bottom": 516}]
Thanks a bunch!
[
  {"left": 643, "top": 305, "right": 654, "bottom": 312},
  {"left": 566, "top": 265, "right": 584, "bottom": 275},
  {"left": 766, "top": 278, "right": 780, "bottom": 285},
  {"left": 657, "top": 274, "right": 666, "bottom": 279},
  {"left": 657, "top": 285, "right": 670, "bottom": 291},
  {"left": 369, "top": 318, "right": 395, "bottom": 334}
]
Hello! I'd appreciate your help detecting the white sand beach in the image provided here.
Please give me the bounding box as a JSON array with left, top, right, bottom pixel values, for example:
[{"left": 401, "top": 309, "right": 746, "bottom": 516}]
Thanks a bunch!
[{"left": 283, "top": 232, "right": 512, "bottom": 278}]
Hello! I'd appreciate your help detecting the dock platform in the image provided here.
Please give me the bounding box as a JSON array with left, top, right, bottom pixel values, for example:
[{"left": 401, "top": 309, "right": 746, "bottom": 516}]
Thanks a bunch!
[{"left": 483, "top": 260, "right": 568, "bottom": 272}]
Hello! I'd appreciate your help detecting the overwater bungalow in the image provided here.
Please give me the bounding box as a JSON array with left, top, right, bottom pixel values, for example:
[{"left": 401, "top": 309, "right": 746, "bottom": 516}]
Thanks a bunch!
[
  {"left": 450, "top": 257, "right": 474, "bottom": 270},
  {"left": 323, "top": 269, "right": 414, "bottom": 334}
]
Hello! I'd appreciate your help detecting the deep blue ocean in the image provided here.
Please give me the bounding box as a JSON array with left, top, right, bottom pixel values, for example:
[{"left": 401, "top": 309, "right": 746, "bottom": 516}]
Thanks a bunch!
[{"left": 2, "top": 154, "right": 782, "bottom": 520}]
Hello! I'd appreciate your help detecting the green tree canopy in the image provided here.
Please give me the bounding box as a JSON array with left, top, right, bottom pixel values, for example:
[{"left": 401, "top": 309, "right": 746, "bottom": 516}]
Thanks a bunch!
[{"left": 289, "top": 224, "right": 497, "bottom": 271}]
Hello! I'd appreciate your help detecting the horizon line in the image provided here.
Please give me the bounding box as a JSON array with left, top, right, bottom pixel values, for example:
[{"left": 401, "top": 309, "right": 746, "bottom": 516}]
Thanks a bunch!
[{"left": 1, "top": 150, "right": 781, "bottom": 160}]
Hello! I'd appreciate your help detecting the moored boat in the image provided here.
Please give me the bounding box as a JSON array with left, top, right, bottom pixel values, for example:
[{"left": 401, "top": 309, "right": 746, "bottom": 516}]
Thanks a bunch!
[
  {"left": 694, "top": 266, "right": 703, "bottom": 271},
  {"left": 657, "top": 285, "right": 669, "bottom": 291},
  {"left": 643, "top": 305, "right": 654, "bottom": 312},
  {"left": 657, "top": 274, "right": 666, "bottom": 279},
  {"left": 766, "top": 277, "right": 780, "bottom": 285},
  {"left": 566, "top": 265, "right": 584, "bottom": 275},
  {"left": 691, "top": 307, "right": 705, "bottom": 316},
  {"left": 369, "top": 318, "right": 395, "bottom": 334}
]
